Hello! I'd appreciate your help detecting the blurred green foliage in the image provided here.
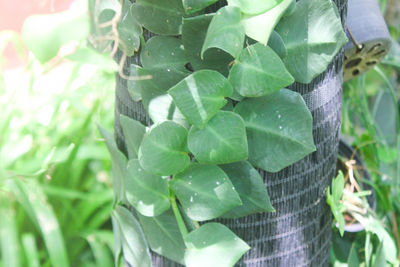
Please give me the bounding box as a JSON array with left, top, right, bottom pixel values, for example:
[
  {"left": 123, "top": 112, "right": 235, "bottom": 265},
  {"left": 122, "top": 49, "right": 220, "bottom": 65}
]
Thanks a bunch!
[{"left": 0, "top": 1, "right": 117, "bottom": 265}]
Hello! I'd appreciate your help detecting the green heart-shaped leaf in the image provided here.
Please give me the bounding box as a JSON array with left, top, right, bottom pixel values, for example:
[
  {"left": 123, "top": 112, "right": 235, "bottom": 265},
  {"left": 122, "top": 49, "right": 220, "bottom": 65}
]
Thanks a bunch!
[
  {"left": 234, "top": 89, "right": 315, "bottom": 172},
  {"left": 182, "top": 0, "right": 219, "bottom": 14},
  {"left": 117, "top": 0, "right": 142, "bottom": 56},
  {"left": 201, "top": 6, "right": 245, "bottom": 59},
  {"left": 275, "top": 0, "right": 347, "bottom": 83},
  {"left": 139, "top": 121, "right": 190, "bottom": 175},
  {"left": 182, "top": 14, "right": 233, "bottom": 76},
  {"left": 125, "top": 159, "right": 170, "bottom": 217},
  {"left": 135, "top": 67, "right": 189, "bottom": 127},
  {"left": 220, "top": 161, "right": 274, "bottom": 218},
  {"left": 138, "top": 210, "right": 186, "bottom": 264},
  {"left": 188, "top": 111, "right": 248, "bottom": 164},
  {"left": 240, "top": 0, "right": 293, "bottom": 45},
  {"left": 184, "top": 223, "right": 250, "bottom": 267},
  {"left": 141, "top": 36, "right": 190, "bottom": 74},
  {"left": 170, "top": 164, "right": 242, "bottom": 221},
  {"left": 267, "top": 31, "right": 287, "bottom": 59},
  {"left": 120, "top": 115, "right": 146, "bottom": 159},
  {"left": 228, "top": 43, "right": 294, "bottom": 97},
  {"left": 228, "top": 0, "right": 282, "bottom": 15},
  {"left": 169, "top": 70, "right": 233, "bottom": 127},
  {"left": 131, "top": 0, "right": 185, "bottom": 35}
]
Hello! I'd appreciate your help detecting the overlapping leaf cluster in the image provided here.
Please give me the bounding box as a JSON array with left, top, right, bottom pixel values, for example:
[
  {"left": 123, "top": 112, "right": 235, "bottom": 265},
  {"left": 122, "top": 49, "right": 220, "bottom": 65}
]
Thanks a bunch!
[{"left": 95, "top": 0, "right": 347, "bottom": 266}]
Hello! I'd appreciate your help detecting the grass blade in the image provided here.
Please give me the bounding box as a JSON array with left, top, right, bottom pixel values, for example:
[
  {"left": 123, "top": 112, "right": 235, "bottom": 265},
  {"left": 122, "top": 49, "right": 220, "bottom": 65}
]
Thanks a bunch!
[{"left": 6, "top": 178, "right": 70, "bottom": 267}]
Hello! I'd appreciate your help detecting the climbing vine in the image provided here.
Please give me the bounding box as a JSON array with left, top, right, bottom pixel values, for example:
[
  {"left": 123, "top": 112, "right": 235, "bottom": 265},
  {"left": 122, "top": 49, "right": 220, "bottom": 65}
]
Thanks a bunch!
[{"left": 92, "top": 0, "right": 348, "bottom": 265}]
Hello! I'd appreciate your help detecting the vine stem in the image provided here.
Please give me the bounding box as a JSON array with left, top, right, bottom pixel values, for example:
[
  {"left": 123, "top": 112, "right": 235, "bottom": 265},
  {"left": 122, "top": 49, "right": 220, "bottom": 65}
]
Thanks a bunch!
[{"left": 170, "top": 189, "right": 189, "bottom": 238}]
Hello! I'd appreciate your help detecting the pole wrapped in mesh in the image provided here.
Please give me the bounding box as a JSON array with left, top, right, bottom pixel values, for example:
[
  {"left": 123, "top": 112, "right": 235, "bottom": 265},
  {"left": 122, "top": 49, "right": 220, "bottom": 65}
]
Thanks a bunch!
[{"left": 114, "top": 0, "right": 347, "bottom": 265}]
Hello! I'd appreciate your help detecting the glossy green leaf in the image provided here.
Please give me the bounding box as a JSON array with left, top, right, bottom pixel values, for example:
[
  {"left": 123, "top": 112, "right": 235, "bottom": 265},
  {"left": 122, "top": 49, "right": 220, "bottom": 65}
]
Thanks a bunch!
[
  {"left": 168, "top": 70, "right": 233, "bottom": 127},
  {"left": 170, "top": 164, "right": 242, "bottom": 221},
  {"left": 267, "top": 31, "right": 287, "bottom": 59},
  {"left": 6, "top": 179, "right": 69, "bottom": 267},
  {"left": 182, "top": 0, "right": 219, "bottom": 14},
  {"left": 138, "top": 210, "right": 186, "bottom": 264},
  {"left": 131, "top": 0, "right": 185, "bottom": 35},
  {"left": 234, "top": 89, "right": 315, "bottom": 172},
  {"left": 228, "top": 43, "right": 294, "bottom": 97},
  {"left": 201, "top": 6, "right": 245, "bottom": 59},
  {"left": 228, "top": 0, "right": 282, "bottom": 15},
  {"left": 220, "top": 161, "right": 274, "bottom": 218},
  {"left": 120, "top": 115, "right": 146, "bottom": 159},
  {"left": 22, "top": 3, "right": 89, "bottom": 63},
  {"left": 141, "top": 36, "right": 190, "bottom": 74},
  {"left": 125, "top": 159, "right": 170, "bottom": 217},
  {"left": 184, "top": 223, "right": 250, "bottom": 267},
  {"left": 326, "top": 171, "right": 345, "bottom": 236},
  {"left": 275, "top": 0, "right": 347, "bottom": 83},
  {"left": 98, "top": 126, "right": 127, "bottom": 202},
  {"left": 138, "top": 121, "right": 190, "bottom": 175},
  {"left": 182, "top": 14, "right": 232, "bottom": 76},
  {"left": 188, "top": 111, "right": 248, "bottom": 164},
  {"left": 117, "top": 0, "right": 142, "bottom": 56},
  {"left": 112, "top": 206, "right": 152, "bottom": 267},
  {"left": 241, "top": 0, "right": 293, "bottom": 45},
  {"left": 136, "top": 67, "right": 189, "bottom": 127}
]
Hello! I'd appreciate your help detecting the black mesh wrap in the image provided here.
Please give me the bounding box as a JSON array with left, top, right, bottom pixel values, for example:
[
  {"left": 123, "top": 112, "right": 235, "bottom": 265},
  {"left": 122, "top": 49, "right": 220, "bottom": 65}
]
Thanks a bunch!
[{"left": 114, "top": 0, "right": 347, "bottom": 265}]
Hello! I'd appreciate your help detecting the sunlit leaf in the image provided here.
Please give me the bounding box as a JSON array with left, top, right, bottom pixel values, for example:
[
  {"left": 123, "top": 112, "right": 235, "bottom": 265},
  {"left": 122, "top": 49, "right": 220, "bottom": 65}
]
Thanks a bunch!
[
  {"left": 188, "top": 111, "right": 248, "bottom": 164},
  {"left": 138, "top": 121, "right": 190, "bottom": 175},
  {"left": 275, "top": 0, "right": 347, "bottom": 83},
  {"left": 228, "top": 43, "right": 294, "bottom": 97},
  {"left": 184, "top": 223, "right": 250, "bottom": 267},
  {"left": 227, "top": 0, "right": 282, "bottom": 15},
  {"left": 169, "top": 70, "right": 233, "bottom": 127},
  {"left": 234, "top": 89, "right": 315, "bottom": 172},
  {"left": 112, "top": 206, "right": 151, "bottom": 267},
  {"left": 170, "top": 163, "right": 242, "bottom": 221},
  {"left": 125, "top": 159, "right": 170, "bottom": 217},
  {"left": 201, "top": 6, "right": 245, "bottom": 59},
  {"left": 22, "top": 3, "right": 89, "bottom": 63},
  {"left": 240, "top": 0, "right": 293, "bottom": 45},
  {"left": 220, "top": 161, "right": 274, "bottom": 218}
]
